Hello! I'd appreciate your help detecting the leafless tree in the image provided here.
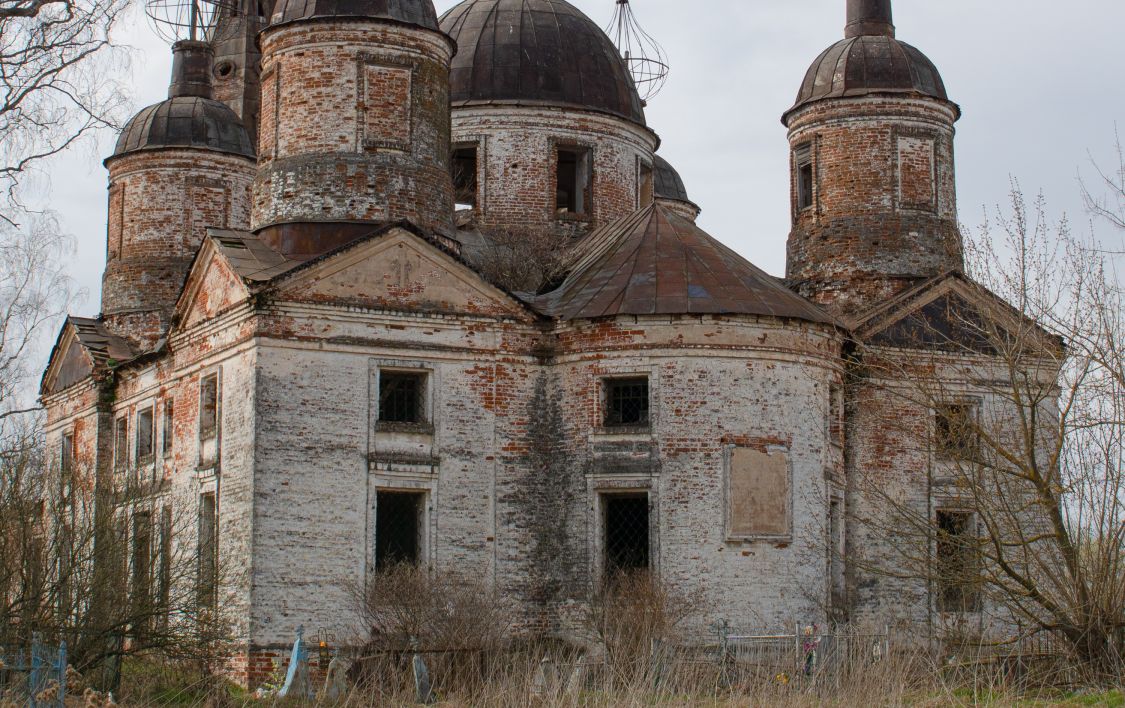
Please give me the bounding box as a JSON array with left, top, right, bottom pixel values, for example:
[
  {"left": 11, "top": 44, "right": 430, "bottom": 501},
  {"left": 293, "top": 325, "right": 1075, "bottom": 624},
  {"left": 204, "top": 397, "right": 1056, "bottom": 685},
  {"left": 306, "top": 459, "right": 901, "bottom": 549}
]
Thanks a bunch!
[
  {"left": 1080, "top": 127, "right": 1125, "bottom": 235},
  {"left": 849, "top": 186, "right": 1125, "bottom": 672},
  {"left": 0, "top": 0, "right": 131, "bottom": 226}
]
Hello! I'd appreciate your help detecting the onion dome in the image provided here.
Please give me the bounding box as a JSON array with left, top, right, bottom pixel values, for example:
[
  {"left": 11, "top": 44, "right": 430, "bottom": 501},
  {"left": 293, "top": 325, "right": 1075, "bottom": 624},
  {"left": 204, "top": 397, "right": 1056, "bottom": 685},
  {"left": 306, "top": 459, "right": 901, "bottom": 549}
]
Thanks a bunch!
[
  {"left": 531, "top": 204, "right": 837, "bottom": 324},
  {"left": 269, "top": 0, "right": 440, "bottom": 30},
  {"left": 439, "top": 0, "right": 645, "bottom": 126},
  {"left": 783, "top": 0, "right": 955, "bottom": 125},
  {"left": 111, "top": 41, "right": 254, "bottom": 159}
]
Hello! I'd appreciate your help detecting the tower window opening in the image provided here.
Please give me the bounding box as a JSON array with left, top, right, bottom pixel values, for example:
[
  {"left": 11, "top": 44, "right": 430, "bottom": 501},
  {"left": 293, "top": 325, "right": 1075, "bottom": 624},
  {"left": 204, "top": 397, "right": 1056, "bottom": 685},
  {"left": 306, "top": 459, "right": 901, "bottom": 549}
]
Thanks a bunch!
[
  {"left": 604, "top": 494, "right": 650, "bottom": 576},
  {"left": 375, "top": 491, "right": 424, "bottom": 570},
  {"left": 795, "top": 144, "right": 814, "bottom": 211},
  {"left": 556, "top": 146, "right": 592, "bottom": 216},
  {"left": 638, "top": 159, "right": 654, "bottom": 208},
  {"left": 452, "top": 145, "right": 479, "bottom": 210}
]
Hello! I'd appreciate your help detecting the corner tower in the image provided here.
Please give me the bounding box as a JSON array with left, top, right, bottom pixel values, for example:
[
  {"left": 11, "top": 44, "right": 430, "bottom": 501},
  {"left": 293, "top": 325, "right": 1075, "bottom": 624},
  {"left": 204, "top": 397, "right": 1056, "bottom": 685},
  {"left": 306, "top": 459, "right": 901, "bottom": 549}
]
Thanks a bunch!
[
  {"left": 782, "top": 0, "right": 962, "bottom": 315},
  {"left": 252, "top": 0, "right": 455, "bottom": 259},
  {"left": 102, "top": 41, "right": 256, "bottom": 350}
]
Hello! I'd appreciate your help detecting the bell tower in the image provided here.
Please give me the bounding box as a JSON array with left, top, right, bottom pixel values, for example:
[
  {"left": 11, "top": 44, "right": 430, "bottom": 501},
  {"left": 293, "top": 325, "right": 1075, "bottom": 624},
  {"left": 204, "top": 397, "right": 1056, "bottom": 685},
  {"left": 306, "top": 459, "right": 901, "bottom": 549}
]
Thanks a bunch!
[{"left": 782, "top": 0, "right": 963, "bottom": 316}]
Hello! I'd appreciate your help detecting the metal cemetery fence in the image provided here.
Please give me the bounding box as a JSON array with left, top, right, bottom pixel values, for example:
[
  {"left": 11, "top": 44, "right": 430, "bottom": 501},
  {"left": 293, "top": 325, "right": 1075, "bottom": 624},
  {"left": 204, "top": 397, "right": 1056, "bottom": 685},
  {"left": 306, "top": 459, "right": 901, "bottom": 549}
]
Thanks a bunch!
[{"left": 0, "top": 635, "right": 67, "bottom": 708}]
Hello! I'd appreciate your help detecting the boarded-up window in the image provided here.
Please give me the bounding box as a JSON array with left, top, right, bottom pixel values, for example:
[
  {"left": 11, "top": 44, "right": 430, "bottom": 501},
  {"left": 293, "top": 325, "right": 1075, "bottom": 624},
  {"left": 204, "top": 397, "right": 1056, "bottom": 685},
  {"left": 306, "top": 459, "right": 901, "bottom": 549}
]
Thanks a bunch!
[
  {"left": 729, "top": 448, "right": 790, "bottom": 538},
  {"left": 162, "top": 399, "right": 174, "bottom": 457},
  {"left": 114, "top": 416, "right": 128, "bottom": 471},
  {"left": 136, "top": 406, "right": 155, "bottom": 463},
  {"left": 362, "top": 62, "right": 412, "bottom": 151},
  {"left": 199, "top": 374, "right": 219, "bottom": 443},
  {"left": 898, "top": 136, "right": 936, "bottom": 209}
]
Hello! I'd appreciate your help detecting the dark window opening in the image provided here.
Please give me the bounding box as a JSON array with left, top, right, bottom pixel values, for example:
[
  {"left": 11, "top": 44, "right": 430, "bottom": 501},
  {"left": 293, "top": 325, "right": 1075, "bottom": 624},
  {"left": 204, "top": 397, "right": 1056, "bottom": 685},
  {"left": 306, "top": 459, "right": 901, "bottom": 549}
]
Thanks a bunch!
[
  {"left": 936, "top": 510, "right": 981, "bottom": 612},
  {"left": 131, "top": 511, "right": 152, "bottom": 635},
  {"left": 158, "top": 506, "right": 172, "bottom": 627},
  {"left": 829, "top": 383, "right": 844, "bottom": 447},
  {"left": 795, "top": 145, "right": 813, "bottom": 211},
  {"left": 556, "top": 146, "right": 592, "bottom": 216},
  {"left": 604, "top": 495, "right": 650, "bottom": 575},
  {"left": 375, "top": 491, "right": 423, "bottom": 570},
  {"left": 379, "top": 371, "right": 426, "bottom": 425},
  {"left": 199, "top": 374, "right": 219, "bottom": 443},
  {"left": 830, "top": 499, "right": 845, "bottom": 607},
  {"left": 639, "top": 160, "right": 654, "bottom": 208},
  {"left": 162, "top": 399, "right": 174, "bottom": 457},
  {"left": 137, "top": 406, "right": 155, "bottom": 463},
  {"left": 114, "top": 416, "right": 128, "bottom": 472},
  {"left": 452, "top": 145, "right": 478, "bottom": 210},
  {"left": 198, "top": 492, "right": 218, "bottom": 607},
  {"left": 605, "top": 377, "right": 650, "bottom": 428},
  {"left": 935, "top": 403, "right": 978, "bottom": 460}
]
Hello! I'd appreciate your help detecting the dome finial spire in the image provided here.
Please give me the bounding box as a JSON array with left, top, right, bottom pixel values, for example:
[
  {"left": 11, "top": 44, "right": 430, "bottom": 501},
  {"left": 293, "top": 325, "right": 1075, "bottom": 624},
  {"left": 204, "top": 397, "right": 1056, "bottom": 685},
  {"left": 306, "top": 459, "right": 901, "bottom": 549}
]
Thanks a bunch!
[{"left": 846, "top": 0, "right": 895, "bottom": 38}]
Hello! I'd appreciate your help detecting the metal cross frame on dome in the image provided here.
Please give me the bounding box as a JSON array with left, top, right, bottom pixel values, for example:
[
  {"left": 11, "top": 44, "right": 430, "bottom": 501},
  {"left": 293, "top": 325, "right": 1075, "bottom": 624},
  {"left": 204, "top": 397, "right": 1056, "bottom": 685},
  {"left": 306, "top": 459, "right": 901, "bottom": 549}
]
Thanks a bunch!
[
  {"left": 606, "top": 0, "right": 669, "bottom": 103},
  {"left": 145, "top": 0, "right": 237, "bottom": 43}
]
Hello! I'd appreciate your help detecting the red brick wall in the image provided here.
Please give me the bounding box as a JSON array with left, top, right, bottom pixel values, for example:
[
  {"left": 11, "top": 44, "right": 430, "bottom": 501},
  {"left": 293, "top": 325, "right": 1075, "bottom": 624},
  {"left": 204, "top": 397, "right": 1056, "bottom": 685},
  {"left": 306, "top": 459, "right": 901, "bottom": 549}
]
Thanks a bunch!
[
  {"left": 102, "top": 149, "right": 255, "bottom": 350},
  {"left": 785, "top": 97, "right": 963, "bottom": 315},
  {"left": 253, "top": 20, "right": 454, "bottom": 239}
]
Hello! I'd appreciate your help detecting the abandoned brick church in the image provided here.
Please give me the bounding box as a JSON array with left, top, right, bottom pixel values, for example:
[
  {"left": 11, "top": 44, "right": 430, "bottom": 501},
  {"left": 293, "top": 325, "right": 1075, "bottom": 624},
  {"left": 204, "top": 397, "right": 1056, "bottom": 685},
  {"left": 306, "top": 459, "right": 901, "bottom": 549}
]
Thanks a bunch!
[{"left": 42, "top": 0, "right": 1010, "bottom": 684}]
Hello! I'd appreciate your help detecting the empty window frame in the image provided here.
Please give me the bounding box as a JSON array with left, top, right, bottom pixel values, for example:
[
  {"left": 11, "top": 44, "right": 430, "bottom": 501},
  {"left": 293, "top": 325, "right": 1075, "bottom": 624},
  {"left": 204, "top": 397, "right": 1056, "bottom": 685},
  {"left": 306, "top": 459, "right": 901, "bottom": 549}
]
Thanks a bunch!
[
  {"left": 604, "top": 377, "right": 650, "bottom": 428},
  {"left": 378, "top": 370, "right": 426, "bottom": 425},
  {"left": 113, "top": 416, "right": 129, "bottom": 471},
  {"left": 157, "top": 505, "right": 173, "bottom": 624},
  {"left": 638, "top": 159, "right": 654, "bottom": 208},
  {"left": 829, "top": 383, "right": 844, "bottom": 447},
  {"left": 935, "top": 510, "right": 981, "bottom": 612},
  {"left": 829, "top": 498, "right": 845, "bottom": 607},
  {"left": 795, "top": 144, "right": 814, "bottom": 211},
  {"left": 60, "top": 431, "right": 75, "bottom": 506},
  {"left": 131, "top": 511, "right": 152, "bottom": 632},
  {"left": 603, "top": 494, "right": 650, "bottom": 575},
  {"left": 198, "top": 492, "right": 218, "bottom": 607},
  {"left": 556, "top": 145, "right": 592, "bottom": 216},
  {"left": 199, "top": 374, "right": 219, "bottom": 443},
  {"left": 935, "top": 403, "right": 979, "bottom": 460},
  {"left": 162, "top": 399, "right": 174, "bottom": 458},
  {"left": 136, "top": 406, "right": 155, "bottom": 463},
  {"left": 452, "top": 144, "right": 479, "bottom": 209},
  {"left": 375, "top": 491, "right": 424, "bottom": 570}
]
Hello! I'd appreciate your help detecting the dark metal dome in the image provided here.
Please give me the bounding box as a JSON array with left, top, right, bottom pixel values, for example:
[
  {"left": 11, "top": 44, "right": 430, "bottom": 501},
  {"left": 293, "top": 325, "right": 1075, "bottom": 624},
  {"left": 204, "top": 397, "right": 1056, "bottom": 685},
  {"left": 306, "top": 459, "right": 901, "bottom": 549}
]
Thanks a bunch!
[
  {"left": 439, "top": 0, "right": 645, "bottom": 126},
  {"left": 112, "top": 97, "right": 255, "bottom": 159},
  {"left": 653, "top": 155, "right": 690, "bottom": 204},
  {"left": 783, "top": 36, "right": 952, "bottom": 124},
  {"left": 269, "top": 0, "right": 440, "bottom": 30}
]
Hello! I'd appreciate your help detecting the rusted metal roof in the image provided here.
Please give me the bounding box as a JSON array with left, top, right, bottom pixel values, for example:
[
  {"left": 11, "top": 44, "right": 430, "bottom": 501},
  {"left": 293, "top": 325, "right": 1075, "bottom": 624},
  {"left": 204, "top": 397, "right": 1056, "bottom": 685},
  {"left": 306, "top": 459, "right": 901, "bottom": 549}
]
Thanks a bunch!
[
  {"left": 111, "top": 96, "right": 255, "bottom": 159},
  {"left": 270, "top": 0, "right": 440, "bottom": 30},
  {"left": 439, "top": 0, "right": 646, "bottom": 126},
  {"left": 208, "top": 230, "right": 304, "bottom": 282},
  {"left": 529, "top": 204, "right": 838, "bottom": 325},
  {"left": 68, "top": 317, "right": 135, "bottom": 367}
]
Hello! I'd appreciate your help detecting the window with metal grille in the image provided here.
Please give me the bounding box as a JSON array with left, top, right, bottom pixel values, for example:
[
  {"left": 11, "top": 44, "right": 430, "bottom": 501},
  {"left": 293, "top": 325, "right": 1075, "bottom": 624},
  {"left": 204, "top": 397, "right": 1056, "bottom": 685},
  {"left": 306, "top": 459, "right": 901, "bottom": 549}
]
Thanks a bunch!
[
  {"left": 936, "top": 510, "right": 981, "bottom": 612},
  {"left": 604, "top": 495, "right": 650, "bottom": 575},
  {"left": 604, "top": 377, "right": 649, "bottom": 428},
  {"left": 136, "top": 406, "right": 155, "bottom": 463},
  {"left": 379, "top": 371, "right": 426, "bottom": 425},
  {"left": 375, "top": 491, "right": 423, "bottom": 570}
]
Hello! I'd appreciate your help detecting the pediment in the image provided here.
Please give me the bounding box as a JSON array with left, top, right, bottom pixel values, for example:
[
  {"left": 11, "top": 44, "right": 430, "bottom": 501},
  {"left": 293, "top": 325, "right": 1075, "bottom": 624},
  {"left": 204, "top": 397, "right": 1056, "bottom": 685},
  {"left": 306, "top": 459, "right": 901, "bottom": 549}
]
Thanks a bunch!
[
  {"left": 855, "top": 274, "right": 1061, "bottom": 356},
  {"left": 175, "top": 237, "right": 253, "bottom": 331},
  {"left": 42, "top": 327, "right": 94, "bottom": 395},
  {"left": 271, "top": 227, "right": 534, "bottom": 321}
]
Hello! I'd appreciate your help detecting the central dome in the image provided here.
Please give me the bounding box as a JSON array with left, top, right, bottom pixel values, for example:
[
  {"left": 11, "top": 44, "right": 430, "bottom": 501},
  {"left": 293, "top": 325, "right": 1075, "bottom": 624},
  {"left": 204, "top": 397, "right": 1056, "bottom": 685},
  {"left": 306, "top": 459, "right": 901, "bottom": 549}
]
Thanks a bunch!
[{"left": 439, "top": 0, "right": 645, "bottom": 125}]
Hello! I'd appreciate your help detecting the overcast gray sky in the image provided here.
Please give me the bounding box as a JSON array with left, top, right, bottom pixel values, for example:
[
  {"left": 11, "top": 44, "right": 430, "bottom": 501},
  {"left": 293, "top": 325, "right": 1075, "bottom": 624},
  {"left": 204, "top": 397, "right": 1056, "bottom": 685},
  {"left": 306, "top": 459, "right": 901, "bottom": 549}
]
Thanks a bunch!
[{"left": 45, "top": 0, "right": 1125, "bottom": 319}]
